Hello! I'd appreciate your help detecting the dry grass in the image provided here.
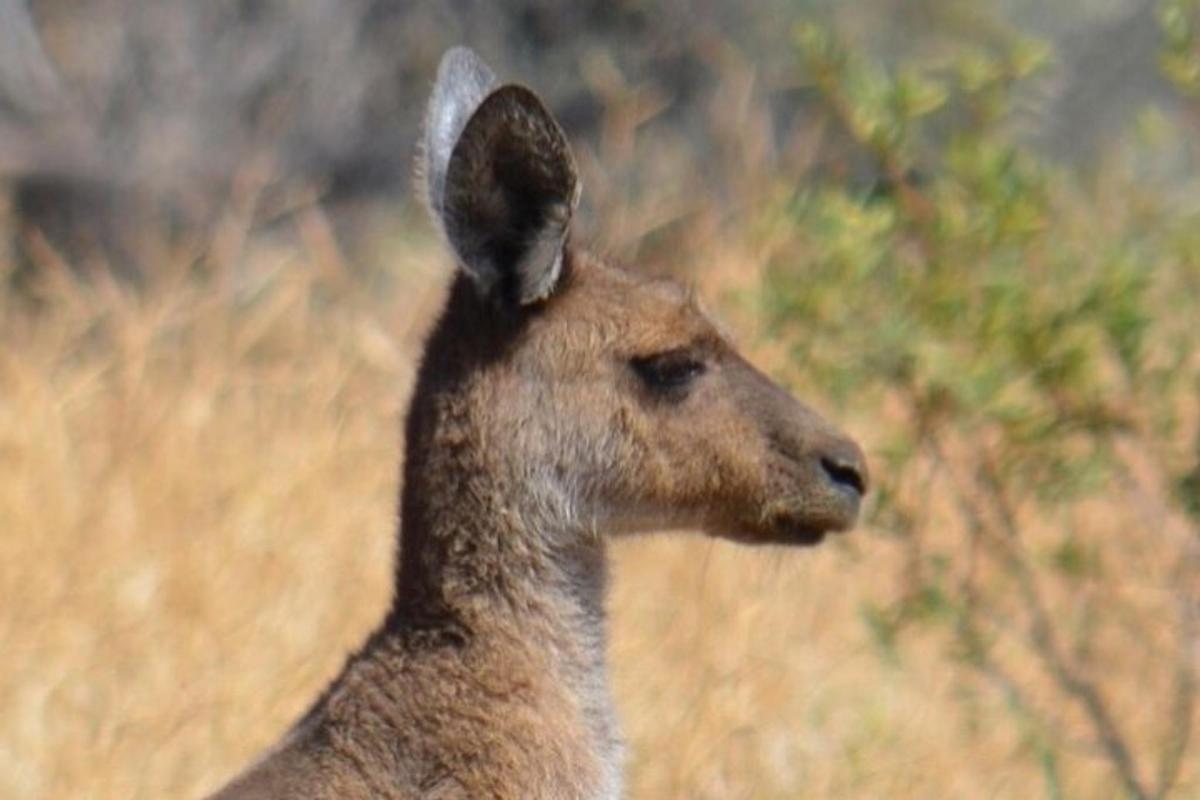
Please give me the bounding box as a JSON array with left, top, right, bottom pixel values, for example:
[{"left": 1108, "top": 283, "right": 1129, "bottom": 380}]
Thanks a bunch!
[{"left": 0, "top": 225, "right": 1192, "bottom": 799}]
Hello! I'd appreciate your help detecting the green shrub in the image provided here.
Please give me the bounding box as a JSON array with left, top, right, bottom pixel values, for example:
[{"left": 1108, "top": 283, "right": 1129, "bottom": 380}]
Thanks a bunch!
[{"left": 762, "top": 20, "right": 1200, "bottom": 799}]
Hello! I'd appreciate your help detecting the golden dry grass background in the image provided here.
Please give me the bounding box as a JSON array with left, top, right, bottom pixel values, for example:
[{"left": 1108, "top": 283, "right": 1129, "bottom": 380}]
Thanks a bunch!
[{"left": 0, "top": 219, "right": 1194, "bottom": 800}]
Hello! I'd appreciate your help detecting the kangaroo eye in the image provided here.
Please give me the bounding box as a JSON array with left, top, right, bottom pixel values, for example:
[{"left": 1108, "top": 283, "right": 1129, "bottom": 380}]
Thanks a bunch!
[{"left": 631, "top": 350, "right": 706, "bottom": 394}]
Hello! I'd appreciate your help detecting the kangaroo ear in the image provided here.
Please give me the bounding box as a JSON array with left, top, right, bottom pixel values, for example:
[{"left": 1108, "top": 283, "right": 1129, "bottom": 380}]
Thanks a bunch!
[
  {"left": 422, "top": 47, "right": 498, "bottom": 222},
  {"left": 422, "top": 50, "right": 579, "bottom": 306}
]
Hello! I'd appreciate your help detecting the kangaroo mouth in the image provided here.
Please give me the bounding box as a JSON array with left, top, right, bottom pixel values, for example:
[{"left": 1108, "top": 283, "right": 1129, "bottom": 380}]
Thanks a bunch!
[
  {"left": 705, "top": 462, "right": 865, "bottom": 546},
  {"left": 748, "top": 483, "right": 863, "bottom": 545},
  {"left": 749, "top": 494, "right": 860, "bottom": 546}
]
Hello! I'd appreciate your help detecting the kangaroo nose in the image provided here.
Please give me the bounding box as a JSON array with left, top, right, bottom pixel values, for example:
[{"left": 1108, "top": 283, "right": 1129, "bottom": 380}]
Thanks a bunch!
[{"left": 819, "top": 441, "right": 868, "bottom": 498}]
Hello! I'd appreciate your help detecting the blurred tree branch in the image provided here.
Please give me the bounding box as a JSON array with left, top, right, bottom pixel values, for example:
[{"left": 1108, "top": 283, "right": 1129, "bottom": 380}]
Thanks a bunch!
[{"left": 772, "top": 21, "right": 1200, "bottom": 797}]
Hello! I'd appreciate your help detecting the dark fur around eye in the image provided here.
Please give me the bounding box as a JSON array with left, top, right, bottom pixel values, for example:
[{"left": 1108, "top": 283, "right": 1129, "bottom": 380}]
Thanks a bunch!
[{"left": 630, "top": 350, "right": 706, "bottom": 394}]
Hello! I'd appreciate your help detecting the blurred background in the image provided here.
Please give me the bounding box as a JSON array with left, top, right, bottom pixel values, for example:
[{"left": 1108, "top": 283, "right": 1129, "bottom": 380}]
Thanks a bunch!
[{"left": 1, "top": 1, "right": 1198, "bottom": 797}]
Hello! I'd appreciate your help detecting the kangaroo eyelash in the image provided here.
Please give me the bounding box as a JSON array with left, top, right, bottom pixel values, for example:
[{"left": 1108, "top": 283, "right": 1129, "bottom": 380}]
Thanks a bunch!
[{"left": 630, "top": 350, "right": 707, "bottom": 392}]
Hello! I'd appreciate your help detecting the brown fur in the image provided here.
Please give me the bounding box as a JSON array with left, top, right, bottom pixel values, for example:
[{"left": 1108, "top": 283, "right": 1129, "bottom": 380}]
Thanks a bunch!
[{"left": 208, "top": 49, "right": 867, "bottom": 800}]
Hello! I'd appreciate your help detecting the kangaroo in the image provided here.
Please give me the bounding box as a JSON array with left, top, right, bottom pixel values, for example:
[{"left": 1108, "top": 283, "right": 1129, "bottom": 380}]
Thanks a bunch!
[{"left": 208, "top": 47, "right": 867, "bottom": 800}]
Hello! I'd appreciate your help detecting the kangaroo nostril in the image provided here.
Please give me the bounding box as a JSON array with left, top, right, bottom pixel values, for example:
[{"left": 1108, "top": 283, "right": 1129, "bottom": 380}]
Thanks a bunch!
[{"left": 820, "top": 454, "right": 866, "bottom": 497}]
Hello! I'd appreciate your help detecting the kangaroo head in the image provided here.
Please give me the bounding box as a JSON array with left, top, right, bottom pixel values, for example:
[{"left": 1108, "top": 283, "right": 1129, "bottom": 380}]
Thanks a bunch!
[{"left": 416, "top": 48, "right": 866, "bottom": 547}]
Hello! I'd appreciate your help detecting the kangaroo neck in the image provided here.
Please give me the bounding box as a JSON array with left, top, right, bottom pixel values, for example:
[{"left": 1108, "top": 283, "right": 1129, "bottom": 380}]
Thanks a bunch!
[
  {"left": 385, "top": 420, "right": 620, "bottom": 787},
  {"left": 390, "top": 452, "right": 610, "bottom": 641},
  {"left": 373, "top": 276, "right": 621, "bottom": 794},
  {"left": 388, "top": 275, "right": 608, "bottom": 630}
]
